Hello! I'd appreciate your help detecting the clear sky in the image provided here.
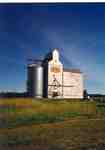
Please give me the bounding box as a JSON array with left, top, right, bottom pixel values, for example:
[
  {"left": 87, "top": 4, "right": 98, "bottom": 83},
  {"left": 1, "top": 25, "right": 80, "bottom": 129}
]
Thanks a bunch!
[{"left": 0, "top": 3, "right": 105, "bottom": 94}]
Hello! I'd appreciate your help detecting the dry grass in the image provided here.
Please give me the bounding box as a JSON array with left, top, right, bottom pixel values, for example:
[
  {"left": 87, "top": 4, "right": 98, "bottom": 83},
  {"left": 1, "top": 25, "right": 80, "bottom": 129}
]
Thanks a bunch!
[
  {"left": 0, "top": 98, "right": 96, "bottom": 114},
  {"left": 1, "top": 119, "right": 105, "bottom": 150},
  {"left": 0, "top": 98, "right": 96, "bottom": 128},
  {"left": 0, "top": 98, "right": 102, "bottom": 150}
]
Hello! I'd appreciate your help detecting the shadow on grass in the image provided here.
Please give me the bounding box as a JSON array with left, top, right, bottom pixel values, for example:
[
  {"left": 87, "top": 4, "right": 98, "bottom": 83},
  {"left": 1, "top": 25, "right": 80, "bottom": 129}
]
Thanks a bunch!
[{"left": 0, "top": 112, "right": 90, "bottom": 129}]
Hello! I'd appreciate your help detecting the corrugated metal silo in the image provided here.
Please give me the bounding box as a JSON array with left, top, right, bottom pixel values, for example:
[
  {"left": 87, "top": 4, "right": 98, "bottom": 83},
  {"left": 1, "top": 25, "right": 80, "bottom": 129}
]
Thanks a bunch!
[{"left": 27, "top": 64, "right": 43, "bottom": 98}]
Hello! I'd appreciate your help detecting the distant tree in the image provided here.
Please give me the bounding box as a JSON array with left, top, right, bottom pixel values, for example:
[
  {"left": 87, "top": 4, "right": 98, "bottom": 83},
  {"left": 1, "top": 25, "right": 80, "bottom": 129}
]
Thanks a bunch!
[{"left": 83, "top": 89, "right": 88, "bottom": 100}]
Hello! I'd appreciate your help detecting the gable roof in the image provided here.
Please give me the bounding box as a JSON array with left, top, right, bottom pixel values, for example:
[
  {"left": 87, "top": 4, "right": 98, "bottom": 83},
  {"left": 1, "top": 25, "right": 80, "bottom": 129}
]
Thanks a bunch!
[
  {"left": 63, "top": 68, "right": 82, "bottom": 73},
  {"left": 43, "top": 48, "right": 59, "bottom": 62}
]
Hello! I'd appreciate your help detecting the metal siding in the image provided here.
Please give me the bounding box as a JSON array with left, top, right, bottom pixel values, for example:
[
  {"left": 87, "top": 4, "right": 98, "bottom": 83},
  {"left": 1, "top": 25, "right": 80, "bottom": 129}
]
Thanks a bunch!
[
  {"left": 35, "top": 66, "right": 43, "bottom": 98},
  {"left": 27, "top": 65, "right": 43, "bottom": 98}
]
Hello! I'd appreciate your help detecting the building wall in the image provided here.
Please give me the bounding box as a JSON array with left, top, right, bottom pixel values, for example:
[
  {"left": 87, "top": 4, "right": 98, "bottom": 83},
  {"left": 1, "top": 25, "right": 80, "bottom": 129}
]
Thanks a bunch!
[
  {"left": 48, "top": 62, "right": 63, "bottom": 98},
  {"left": 63, "top": 71, "right": 83, "bottom": 98},
  {"left": 47, "top": 49, "right": 63, "bottom": 98}
]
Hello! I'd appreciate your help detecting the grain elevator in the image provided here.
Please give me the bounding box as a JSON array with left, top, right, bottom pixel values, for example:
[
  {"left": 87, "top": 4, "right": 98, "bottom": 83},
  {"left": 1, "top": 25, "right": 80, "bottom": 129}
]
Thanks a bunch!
[{"left": 27, "top": 49, "right": 83, "bottom": 99}]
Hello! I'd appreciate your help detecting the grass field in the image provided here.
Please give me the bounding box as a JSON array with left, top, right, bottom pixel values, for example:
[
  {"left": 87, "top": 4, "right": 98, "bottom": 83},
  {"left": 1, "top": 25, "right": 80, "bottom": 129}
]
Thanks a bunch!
[
  {"left": 0, "top": 98, "right": 105, "bottom": 150},
  {"left": 0, "top": 99, "right": 96, "bottom": 128}
]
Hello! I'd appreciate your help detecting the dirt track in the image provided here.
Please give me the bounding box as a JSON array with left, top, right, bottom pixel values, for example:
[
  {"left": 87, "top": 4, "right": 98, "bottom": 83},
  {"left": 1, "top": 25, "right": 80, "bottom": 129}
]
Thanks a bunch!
[{"left": 1, "top": 118, "right": 105, "bottom": 150}]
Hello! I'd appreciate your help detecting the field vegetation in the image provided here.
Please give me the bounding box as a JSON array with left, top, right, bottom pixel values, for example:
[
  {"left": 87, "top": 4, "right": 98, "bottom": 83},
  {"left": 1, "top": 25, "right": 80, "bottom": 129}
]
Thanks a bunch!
[
  {"left": 0, "top": 98, "right": 96, "bottom": 128},
  {"left": 0, "top": 98, "right": 105, "bottom": 150}
]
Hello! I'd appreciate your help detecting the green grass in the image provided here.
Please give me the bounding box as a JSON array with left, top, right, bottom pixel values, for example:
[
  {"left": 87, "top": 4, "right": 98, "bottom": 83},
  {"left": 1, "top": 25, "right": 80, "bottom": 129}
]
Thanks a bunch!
[
  {"left": 0, "top": 110, "right": 85, "bottom": 128},
  {"left": 0, "top": 98, "right": 97, "bottom": 141},
  {"left": 1, "top": 99, "right": 105, "bottom": 150},
  {"left": 96, "top": 102, "right": 105, "bottom": 115},
  {"left": 0, "top": 98, "right": 96, "bottom": 128}
]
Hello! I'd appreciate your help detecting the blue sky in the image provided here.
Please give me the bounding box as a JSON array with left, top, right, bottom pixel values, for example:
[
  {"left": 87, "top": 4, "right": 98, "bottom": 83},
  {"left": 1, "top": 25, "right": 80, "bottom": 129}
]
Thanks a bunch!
[{"left": 0, "top": 3, "right": 105, "bottom": 94}]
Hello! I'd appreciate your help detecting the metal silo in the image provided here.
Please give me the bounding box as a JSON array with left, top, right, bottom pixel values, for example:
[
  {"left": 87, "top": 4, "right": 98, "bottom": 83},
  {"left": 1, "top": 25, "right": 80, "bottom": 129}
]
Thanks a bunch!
[
  {"left": 27, "top": 64, "right": 43, "bottom": 98},
  {"left": 34, "top": 65, "right": 43, "bottom": 98}
]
